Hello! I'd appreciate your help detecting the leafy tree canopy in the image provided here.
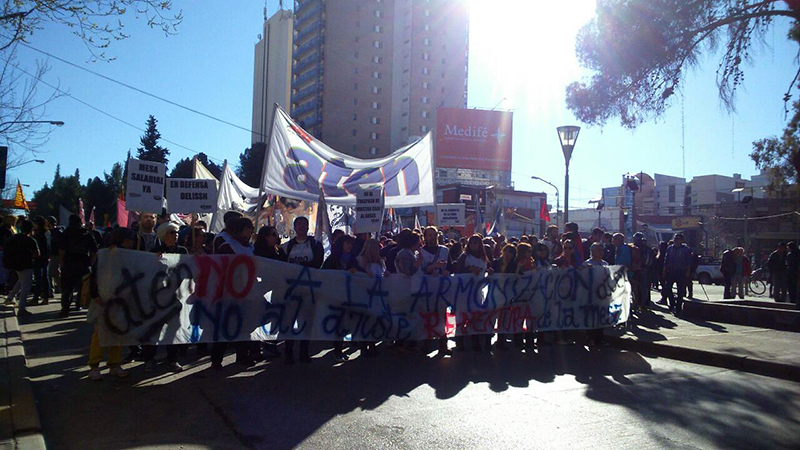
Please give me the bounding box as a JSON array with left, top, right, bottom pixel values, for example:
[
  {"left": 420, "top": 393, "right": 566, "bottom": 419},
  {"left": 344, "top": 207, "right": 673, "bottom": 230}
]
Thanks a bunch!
[
  {"left": 567, "top": 0, "right": 800, "bottom": 128},
  {"left": 237, "top": 142, "right": 266, "bottom": 187},
  {"left": 751, "top": 100, "right": 800, "bottom": 190}
]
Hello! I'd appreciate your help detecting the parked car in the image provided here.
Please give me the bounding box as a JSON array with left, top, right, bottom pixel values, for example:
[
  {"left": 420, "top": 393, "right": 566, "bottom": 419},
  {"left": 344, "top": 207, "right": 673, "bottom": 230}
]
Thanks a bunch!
[{"left": 696, "top": 257, "right": 723, "bottom": 285}]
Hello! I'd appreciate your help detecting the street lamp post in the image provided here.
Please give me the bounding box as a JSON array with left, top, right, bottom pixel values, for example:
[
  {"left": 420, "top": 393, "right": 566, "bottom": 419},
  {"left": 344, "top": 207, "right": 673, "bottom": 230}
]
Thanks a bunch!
[
  {"left": 9, "top": 159, "right": 45, "bottom": 169},
  {"left": 531, "top": 175, "right": 560, "bottom": 229},
  {"left": 557, "top": 125, "right": 580, "bottom": 224},
  {"left": 0, "top": 120, "right": 65, "bottom": 128}
]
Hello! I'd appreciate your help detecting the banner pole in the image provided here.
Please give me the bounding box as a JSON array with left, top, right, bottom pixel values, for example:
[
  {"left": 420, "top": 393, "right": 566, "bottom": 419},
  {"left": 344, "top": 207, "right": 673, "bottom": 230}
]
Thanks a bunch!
[
  {"left": 429, "top": 131, "right": 438, "bottom": 227},
  {"left": 255, "top": 102, "right": 280, "bottom": 231},
  {"left": 211, "top": 159, "right": 228, "bottom": 233}
]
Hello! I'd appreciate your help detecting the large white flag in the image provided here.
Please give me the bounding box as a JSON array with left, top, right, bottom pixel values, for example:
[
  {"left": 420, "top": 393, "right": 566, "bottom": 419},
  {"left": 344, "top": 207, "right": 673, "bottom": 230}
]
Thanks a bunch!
[
  {"left": 193, "top": 157, "right": 220, "bottom": 228},
  {"left": 262, "top": 106, "right": 435, "bottom": 207},
  {"left": 209, "top": 162, "right": 260, "bottom": 233}
]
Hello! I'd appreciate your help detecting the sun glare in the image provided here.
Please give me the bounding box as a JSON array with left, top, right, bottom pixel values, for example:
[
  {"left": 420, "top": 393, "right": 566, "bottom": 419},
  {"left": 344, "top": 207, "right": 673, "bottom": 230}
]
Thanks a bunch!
[{"left": 468, "top": 0, "right": 596, "bottom": 113}]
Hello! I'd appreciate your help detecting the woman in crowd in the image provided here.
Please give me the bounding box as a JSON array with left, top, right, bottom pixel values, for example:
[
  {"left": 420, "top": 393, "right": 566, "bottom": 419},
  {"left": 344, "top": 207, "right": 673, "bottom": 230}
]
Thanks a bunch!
[
  {"left": 493, "top": 243, "right": 517, "bottom": 350},
  {"left": 254, "top": 226, "right": 286, "bottom": 261},
  {"left": 211, "top": 218, "right": 259, "bottom": 369},
  {"left": 515, "top": 243, "right": 535, "bottom": 273},
  {"left": 143, "top": 222, "right": 187, "bottom": 373},
  {"left": 87, "top": 227, "right": 136, "bottom": 380},
  {"left": 322, "top": 234, "right": 358, "bottom": 361},
  {"left": 454, "top": 234, "right": 492, "bottom": 351},
  {"left": 532, "top": 243, "right": 550, "bottom": 269},
  {"left": 394, "top": 230, "right": 422, "bottom": 277},
  {"left": 357, "top": 238, "right": 386, "bottom": 278},
  {"left": 184, "top": 226, "right": 208, "bottom": 255},
  {"left": 554, "top": 239, "right": 580, "bottom": 269}
]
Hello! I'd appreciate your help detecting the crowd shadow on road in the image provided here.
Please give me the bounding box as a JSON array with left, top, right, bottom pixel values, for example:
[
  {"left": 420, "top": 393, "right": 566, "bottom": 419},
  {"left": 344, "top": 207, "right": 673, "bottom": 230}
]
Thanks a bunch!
[{"left": 17, "top": 304, "right": 800, "bottom": 450}]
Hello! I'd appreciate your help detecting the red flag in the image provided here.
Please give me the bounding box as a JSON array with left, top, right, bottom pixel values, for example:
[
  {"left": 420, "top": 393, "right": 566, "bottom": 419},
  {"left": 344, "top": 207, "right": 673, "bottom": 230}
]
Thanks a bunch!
[
  {"left": 78, "top": 198, "right": 86, "bottom": 225},
  {"left": 540, "top": 202, "right": 550, "bottom": 222}
]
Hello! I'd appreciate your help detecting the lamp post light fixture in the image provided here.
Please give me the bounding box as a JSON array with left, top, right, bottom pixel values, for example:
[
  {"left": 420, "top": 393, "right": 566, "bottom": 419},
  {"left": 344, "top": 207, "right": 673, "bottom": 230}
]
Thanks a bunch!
[
  {"left": 557, "top": 125, "right": 580, "bottom": 223},
  {"left": 0, "top": 120, "right": 65, "bottom": 127},
  {"left": 588, "top": 198, "right": 605, "bottom": 229},
  {"left": 8, "top": 159, "right": 45, "bottom": 169},
  {"left": 531, "top": 175, "right": 560, "bottom": 229}
]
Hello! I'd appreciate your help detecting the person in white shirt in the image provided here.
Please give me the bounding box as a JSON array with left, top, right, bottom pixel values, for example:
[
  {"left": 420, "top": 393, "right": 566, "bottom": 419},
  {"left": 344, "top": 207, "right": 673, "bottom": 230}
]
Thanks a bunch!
[{"left": 420, "top": 226, "right": 451, "bottom": 276}]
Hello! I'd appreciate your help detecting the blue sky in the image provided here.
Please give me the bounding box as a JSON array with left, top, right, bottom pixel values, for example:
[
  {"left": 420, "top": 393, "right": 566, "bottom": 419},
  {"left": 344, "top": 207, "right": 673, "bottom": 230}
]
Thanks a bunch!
[{"left": 8, "top": 0, "right": 798, "bottom": 210}]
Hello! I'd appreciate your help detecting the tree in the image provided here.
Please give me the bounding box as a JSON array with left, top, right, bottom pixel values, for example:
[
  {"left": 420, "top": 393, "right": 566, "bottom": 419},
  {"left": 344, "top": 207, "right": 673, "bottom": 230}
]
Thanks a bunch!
[
  {"left": 32, "top": 163, "right": 83, "bottom": 219},
  {"left": 566, "top": 0, "right": 800, "bottom": 128},
  {"left": 237, "top": 142, "right": 266, "bottom": 187},
  {"left": 0, "top": 1, "right": 182, "bottom": 60},
  {"left": 751, "top": 100, "right": 800, "bottom": 191},
  {"left": 136, "top": 115, "right": 170, "bottom": 167},
  {"left": 169, "top": 152, "right": 223, "bottom": 179}
]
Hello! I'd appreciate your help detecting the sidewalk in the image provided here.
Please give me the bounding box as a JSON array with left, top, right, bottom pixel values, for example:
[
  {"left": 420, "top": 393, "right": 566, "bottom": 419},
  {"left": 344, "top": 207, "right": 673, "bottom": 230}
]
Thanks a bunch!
[
  {"left": 605, "top": 302, "right": 800, "bottom": 382},
  {"left": 0, "top": 304, "right": 46, "bottom": 450}
]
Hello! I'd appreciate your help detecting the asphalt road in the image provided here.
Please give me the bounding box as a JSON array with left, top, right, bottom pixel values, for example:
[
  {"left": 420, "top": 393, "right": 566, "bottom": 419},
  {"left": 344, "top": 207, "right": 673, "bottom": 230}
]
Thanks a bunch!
[{"left": 18, "top": 303, "right": 800, "bottom": 450}]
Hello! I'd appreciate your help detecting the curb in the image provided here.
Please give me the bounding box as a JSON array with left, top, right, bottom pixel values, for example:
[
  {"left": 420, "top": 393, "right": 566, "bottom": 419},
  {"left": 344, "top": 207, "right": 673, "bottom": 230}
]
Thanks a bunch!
[
  {"left": 1, "top": 305, "right": 46, "bottom": 450},
  {"left": 606, "top": 335, "right": 800, "bottom": 383}
]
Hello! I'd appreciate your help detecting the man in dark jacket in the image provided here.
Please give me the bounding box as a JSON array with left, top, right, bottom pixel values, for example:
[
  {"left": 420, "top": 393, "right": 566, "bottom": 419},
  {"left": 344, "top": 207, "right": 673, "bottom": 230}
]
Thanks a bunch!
[
  {"left": 58, "top": 214, "right": 98, "bottom": 317},
  {"left": 787, "top": 242, "right": 799, "bottom": 304},
  {"left": 4, "top": 219, "right": 39, "bottom": 317},
  {"left": 720, "top": 248, "right": 736, "bottom": 299},
  {"left": 768, "top": 242, "right": 789, "bottom": 302}
]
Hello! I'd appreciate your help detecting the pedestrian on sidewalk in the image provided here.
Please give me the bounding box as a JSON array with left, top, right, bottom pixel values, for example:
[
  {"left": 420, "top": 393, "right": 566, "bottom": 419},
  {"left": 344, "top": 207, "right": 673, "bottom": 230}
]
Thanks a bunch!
[
  {"left": 786, "top": 241, "right": 799, "bottom": 304},
  {"left": 3, "top": 219, "right": 39, "bottom": 317},
  {"left": 721, "top": 247, "right": 736, "bottom": 299},
  {"left": 46, "top": 216, "right": 62, "bottom": 296},
  {"left": 663, "top": 233, "right": 691, "bottom": 315},
  {"left": 732, "top": 247, "right": 747, "bottom": 299},
  {"left": 767, "top": 242, "right": 788, "bottom": 302},
  {"left": 30, "top": 216, "right": 51, "bottom": 306},
  {"left": 633, "top": 232, "right": 654, "bottom": 309},
  {"left": 653, "top": 241, "right": 668, "bottom": 299},
  {"left": 687, "top": 249, "right": 700, "bottom": 299}
]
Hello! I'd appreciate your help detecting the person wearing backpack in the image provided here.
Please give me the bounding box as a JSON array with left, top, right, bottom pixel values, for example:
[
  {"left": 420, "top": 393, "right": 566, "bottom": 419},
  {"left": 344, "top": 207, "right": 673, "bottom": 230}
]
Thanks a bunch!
[{"left": 4, "top": 219, "right": 39, "bottom": 317}]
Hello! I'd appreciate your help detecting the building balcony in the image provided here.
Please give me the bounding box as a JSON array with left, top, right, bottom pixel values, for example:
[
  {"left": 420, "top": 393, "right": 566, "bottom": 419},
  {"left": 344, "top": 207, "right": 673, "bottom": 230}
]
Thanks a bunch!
[
  {"left": 295, "top": 0, "right": 321, "bottom": 18},
  {"left": 292, "top": 53, "right": 318, "bottom": 75},
  {"left": 292, "top": 98, "right": 318, "bottom": 117},
  {"left": 293, "top": 67, "right": 320, "bottom": 90},
  {"left": 295, "top": 2, "right": 322, "bottom": 27},
  {"left": 294, "top": 35, "right": 322, "bottom": 59},
  {"left": 294, "top": 20, "right": 322, "bottom": 46},
  {"left": 291, "top": 83, "right": 318, "bottom": 105}
]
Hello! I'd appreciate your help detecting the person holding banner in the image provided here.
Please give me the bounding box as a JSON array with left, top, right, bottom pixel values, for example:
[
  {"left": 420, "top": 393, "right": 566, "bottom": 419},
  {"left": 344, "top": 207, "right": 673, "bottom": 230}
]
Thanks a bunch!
[
  {"left": 493, "top": 244, "right": 518, "bottom": 351},
  {"left": 142, "top": 222, "right": 187, "bottom": 373},
  {"left": 322, "top": 235, "right": 359, "bottom": 361},
  {"left": 254, "top": 226, "right": 287, "bottom": 261},
  {"left": 281, "top": 216, "right": 323, "bottom": 364},
  {"left": 211, "top": 218, "right": 259, "bottom": 369},
  {"left": 453, "top": 235, "right": 493, "bottom": 352},
  {"left": 419, "top": 226, "right": 452, "bottom": 355},
  {"left": 213, "top": 211, "right": 243, "bottom": 254}
]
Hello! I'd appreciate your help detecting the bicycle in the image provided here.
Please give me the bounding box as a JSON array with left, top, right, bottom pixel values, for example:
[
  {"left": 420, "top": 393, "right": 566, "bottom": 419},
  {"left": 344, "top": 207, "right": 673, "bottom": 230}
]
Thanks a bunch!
[{"left": 748, "top": 268, "right": 769, "bottom": 296}]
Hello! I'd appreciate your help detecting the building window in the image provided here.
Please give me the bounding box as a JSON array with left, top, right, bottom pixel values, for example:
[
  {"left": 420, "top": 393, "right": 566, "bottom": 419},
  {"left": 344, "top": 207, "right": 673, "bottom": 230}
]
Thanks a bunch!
[
  {"left": 369, "top": 147, "right": 378, "bottom": 155},
  {"left": 372, "top": 101, "right": 380, "bottom": 109},
  {"left": 422, "top": 67, "right": 430, "bottom": 75},
  {"left": 375, "top": 10, "right": 382, "bottom": 18},
  {"left": 353, "top": 98, "right": 358, "bottom": 105},
  {"left": 372, "top": 86, "right": 380, "bottom": 94},
  {"left": 353, "top": 113, "right": 357, "bottom": 120},
  {"left": 355, "top": 36, "right": 359, "bottom": 42},
  {"left": 401, "top": 126, "right": 407, "bottom": 131},
  {"left": 441, "top": 58, "right": 446, "bottom": 64},
  {"left": 423, "top": 52, "right": 430, "bottom": 60},
  {"left": 422, "top": 96, "right": 429, "bottom": 104},
  {"left": 371, "top": 132, "right": 379, "bottom": 139},
  {"left": 373, "top": 40, "right": 382, "bottom": 48},
  {"left": 669, "top": 185, "right": 676, "bottom": 202},
  {"left": 424, "top": 24, "right": 430, "bottom": 31},
  {"left": 354, "top": 51, "right": 359, "bottom": 58},
  {"left": 668, "top": 206, "right": 675, "bottom": 214},
  {"left": 352, "top": 129, "right": 357, "bottom": 136},
  {"left": 354, "top": 82, "right": 358, "bottom": 90},
  {"left": 374, "top": 25, "right": 382, "bottom": 33},
  {"left": 421, "top": 111, "right": 428, "bottom": 118},
  {"left": 424, "top": 9, "right": 430, "bottom": 17},
  {"left": 372, "top": 71, "right": 381, "bottom": 79},
  {"left": 424, "top": 38, "right": 430, "bottom": 46},
  {"left": 421, "top": 125, "right": 429, "bottom": 132},
  {"left": 371, "top": 117, "right": 380, "bottom": 124},
  {"left": 422, "top": 81, "right": 429, "bottom": 89},
  {"left": 438, "top": 169, "right": 447, "bottom": 178},
  {"left": 373, "top": 56, "right": 382, "bottom": 64}
]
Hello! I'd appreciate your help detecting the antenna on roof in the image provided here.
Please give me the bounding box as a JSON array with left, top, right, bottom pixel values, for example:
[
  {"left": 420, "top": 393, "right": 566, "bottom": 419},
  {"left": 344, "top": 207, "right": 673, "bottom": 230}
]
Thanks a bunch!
[{"left": 264, "top": 0, "right": 268, "bottom": 20}]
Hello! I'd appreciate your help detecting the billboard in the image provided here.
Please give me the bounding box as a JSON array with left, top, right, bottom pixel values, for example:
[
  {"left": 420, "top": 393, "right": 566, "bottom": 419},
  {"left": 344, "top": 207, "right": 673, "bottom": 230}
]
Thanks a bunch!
[{"left": 436, "top": 108, "right": 513, "bottom": 172}]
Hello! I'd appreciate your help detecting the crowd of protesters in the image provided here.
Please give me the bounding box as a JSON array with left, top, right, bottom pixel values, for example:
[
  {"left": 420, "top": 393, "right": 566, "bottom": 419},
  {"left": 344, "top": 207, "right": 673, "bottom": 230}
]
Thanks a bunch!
[{"left": 2, "top": 210, "right": 797, "bottom": 380}]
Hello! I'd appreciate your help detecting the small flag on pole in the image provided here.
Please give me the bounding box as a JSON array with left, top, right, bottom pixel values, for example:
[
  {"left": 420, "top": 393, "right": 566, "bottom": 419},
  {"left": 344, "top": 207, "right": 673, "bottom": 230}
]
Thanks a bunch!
[{"left": 13, "top": 181, "right": 28, "bottom": 211}]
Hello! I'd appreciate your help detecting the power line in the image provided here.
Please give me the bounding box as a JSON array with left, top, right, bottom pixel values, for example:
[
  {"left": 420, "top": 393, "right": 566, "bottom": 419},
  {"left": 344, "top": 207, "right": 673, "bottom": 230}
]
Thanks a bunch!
[
  {"left": 0, "top": 55, "right": 225, "bottom": 164},
  {"left": 19, "top": 42, "right": 265, "bottom": 140}
]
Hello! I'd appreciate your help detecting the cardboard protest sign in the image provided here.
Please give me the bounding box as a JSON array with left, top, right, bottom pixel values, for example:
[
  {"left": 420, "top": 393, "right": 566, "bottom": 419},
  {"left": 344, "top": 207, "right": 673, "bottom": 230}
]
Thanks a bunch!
[
  {"left": 94, "top": 248, "right": 631, "bottom": 346},
  {"left": 354, "top": 188, "right": 384, "bottom": 234},
  {"left": 436, "top": 203, "right": 466, "bottom": 227},
  {"left": 126, "top": 158, "right": 166, "bottom": 213},
  {"left": 166, "top": 178, "right": 217, "bottom": 214}
]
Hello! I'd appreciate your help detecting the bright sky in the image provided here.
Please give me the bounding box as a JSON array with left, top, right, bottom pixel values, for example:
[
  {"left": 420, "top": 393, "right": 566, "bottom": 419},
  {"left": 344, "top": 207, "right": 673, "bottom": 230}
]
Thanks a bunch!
[{"left": 8, "top": 0, "right": 798, "bottom": 211}]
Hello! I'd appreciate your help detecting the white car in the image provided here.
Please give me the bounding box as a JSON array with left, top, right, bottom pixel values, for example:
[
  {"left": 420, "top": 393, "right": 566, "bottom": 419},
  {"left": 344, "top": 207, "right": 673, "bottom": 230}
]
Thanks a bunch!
[{"left": 696, "top": 257, "right": 723, "bottom": 285}]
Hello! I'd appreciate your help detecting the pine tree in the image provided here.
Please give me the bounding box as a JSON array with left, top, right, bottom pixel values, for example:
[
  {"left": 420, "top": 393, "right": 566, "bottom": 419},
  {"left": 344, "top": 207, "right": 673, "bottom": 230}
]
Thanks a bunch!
[{"left": 136, "top": 115, "right": 170, "bottom": 167}]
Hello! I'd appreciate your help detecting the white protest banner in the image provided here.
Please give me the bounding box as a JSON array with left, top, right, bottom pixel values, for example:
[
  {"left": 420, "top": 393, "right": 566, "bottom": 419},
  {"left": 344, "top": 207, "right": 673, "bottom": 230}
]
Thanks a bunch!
[
  {"left": 94, "top": 248, "right": 631, "bottom": 346},
  {"left": 166, "top": 178, "right": 217, "bottom": 214},
  {"left": 437, "top": 203, "right": 466, "bottom": 227},
  {"left": 262, "top": 106, "right": 435, "bottom": 208},
  {"left": 354, "top": 188, "right": 384, "bottom": 234},
  {"left": 126, "top": 158, "right": 166, "bottom": 213}
]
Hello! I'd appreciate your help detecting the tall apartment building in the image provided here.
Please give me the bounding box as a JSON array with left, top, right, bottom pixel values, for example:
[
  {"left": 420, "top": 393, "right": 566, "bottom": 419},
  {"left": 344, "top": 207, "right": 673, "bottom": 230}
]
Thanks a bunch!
[
  {"left": 252, "top": 9, "right": 294, "bottom": 144},
  {"left": 290, "top": 0, "right": 469, "bottom": 158}
]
